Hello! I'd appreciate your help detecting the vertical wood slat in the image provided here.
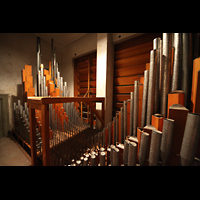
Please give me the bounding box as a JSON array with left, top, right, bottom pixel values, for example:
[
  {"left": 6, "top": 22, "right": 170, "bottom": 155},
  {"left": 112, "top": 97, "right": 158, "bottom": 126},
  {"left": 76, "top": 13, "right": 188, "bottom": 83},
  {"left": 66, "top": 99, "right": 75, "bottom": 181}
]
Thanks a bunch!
[{"left": 29, "top": 105, "right": 37, "bottom": 166}]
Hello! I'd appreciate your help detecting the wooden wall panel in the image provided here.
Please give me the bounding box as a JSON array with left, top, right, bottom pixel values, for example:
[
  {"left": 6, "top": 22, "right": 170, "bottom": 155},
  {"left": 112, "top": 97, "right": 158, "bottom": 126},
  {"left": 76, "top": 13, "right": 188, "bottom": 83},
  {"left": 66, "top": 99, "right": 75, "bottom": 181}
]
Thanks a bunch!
[
  {"left": 113, "top": 33, "right": 162, "bottom": 117},
  {"left": 74, "top": 51, "right": 97, "bottom": 122}
]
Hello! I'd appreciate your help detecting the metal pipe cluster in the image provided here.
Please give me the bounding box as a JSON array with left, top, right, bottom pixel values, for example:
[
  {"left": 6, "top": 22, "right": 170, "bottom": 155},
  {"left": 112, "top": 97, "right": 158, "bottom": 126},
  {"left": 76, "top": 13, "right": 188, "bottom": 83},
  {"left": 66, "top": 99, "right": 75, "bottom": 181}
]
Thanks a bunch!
[{"left": 13, "top": 100, "right": 30, "bottom": 144}]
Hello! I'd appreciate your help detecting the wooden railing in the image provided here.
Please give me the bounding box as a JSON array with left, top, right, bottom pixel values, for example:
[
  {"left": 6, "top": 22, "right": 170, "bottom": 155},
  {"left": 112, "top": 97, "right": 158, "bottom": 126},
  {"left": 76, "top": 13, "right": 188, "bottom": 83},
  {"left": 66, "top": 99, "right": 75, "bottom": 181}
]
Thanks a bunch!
[{"left": 27, "top": 97, "right": 105, "bottom": 166}]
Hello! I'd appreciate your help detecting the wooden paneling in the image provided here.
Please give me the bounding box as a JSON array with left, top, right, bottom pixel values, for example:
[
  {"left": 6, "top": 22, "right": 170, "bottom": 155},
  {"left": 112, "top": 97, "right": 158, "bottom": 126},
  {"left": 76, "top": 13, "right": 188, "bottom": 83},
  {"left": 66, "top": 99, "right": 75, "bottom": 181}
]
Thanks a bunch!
[
  {"left": 115, "top": 52, "right": 150, "bottom": 69},
  {"left": 114, "top": 76, "right": 140, "bottom": 86},
  {"left": 115, "top": 42, "right": 152, "bottom": 60},
  {"left": 74, "top": 51, "right": 97, "bottom": 122},
  {"left": 115, "top": 64, "right": 146, "bottom": 77},
  {"left": 114, "top": 85, "right": 134, "bottom": 94},
  {"left": 113, "top": 33, "right": 162, "bottom": 117}
]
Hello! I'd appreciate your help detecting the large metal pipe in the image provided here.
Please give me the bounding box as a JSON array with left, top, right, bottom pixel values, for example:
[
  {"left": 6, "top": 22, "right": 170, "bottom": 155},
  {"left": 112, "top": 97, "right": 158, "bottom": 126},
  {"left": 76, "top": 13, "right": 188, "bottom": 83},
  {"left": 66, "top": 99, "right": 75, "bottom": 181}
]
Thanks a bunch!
[
  {"left": 181, "top": 33, "right": 190, "bottom": 109},
  {"left": 90, "top": 154, "right": 96, "bottom": 166},
  {"left": 161, "top": 33, "right": 172, "bottom": 117},
  {"left": 123, "top": 139, "right": 130, "bottom": 165},
  {"left": 153, "top": 37, "right": 161, "bottom": 50},
  {"left": 54, "top": 48, "right": 57, "bottom": 81},
  {"left": 129, "top": 92, "right": 134, "bottom": 135},
  {"left": 139, "top": 131, "right": 149, "bottom": 166},
  {"left": 113, "top": 147, "right": 119, "bottom": 166},
  {"left": 115, "top": 113, "right": 119, "bottom": 144},
  {"left": 120, "top": 107, "right": 124, "bottom": 143},
  {"left": 51, "top": 39, "right": 54, "bottom": 81},
  {"left": 160, "top": 118, "right": 175, "bottom": 165},
  {"left": 127, "top": 142, "right": 137, "bottom": 166},
  {"left": 123, "top": 101, "right": 127, "bottom": 140},
  {"left": 141, "top": 70, "right": 149, "bottom": 127},
  {"left": 171, "top": 33, "right": 181, "bottom": 91},
  {"left": 100, "top": 151, "right": 105, "bottom": 166},
  {"left": 180, "top": 113, "right": 200, "bottom": 166},
  {"left": 133, "top": 81, "right": 139, "bottom": 136},
  {"left": 60, "top": 77, "right": 63, "bottom": 96},
  {"left": 154, "top": 39, "right": 162, "bottom": 114},
  {"left": 38, "top": 70, "right": 41, "bottom": 96},
  {"left": 146, "top": 50, "right": 157, "bottom": 125},
  {"left": 36, "top": 37, "right": 41, "bottom": 97},
  {"left": 108, "top": 122, "right": 112, "bottom": 146},
  {"left": 113, "top": 117, "right": 116, "bottom": 145},
  {"left": 110, "top": 144, "right": 115, "bottom": 165},
  {"left": 40, "top": 64, "right": 44, "bottom": 96},
  {"left": 149, "top": 130, "right": 162, "bottom": 166}
]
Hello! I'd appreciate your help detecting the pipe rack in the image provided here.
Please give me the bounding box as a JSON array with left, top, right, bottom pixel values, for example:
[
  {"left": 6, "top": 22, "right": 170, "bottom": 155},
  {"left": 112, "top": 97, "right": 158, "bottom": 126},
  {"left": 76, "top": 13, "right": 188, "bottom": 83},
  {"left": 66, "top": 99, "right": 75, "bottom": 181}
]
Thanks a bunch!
[{"left": 27, "top": 96, "right": 105, "bottom": 166}]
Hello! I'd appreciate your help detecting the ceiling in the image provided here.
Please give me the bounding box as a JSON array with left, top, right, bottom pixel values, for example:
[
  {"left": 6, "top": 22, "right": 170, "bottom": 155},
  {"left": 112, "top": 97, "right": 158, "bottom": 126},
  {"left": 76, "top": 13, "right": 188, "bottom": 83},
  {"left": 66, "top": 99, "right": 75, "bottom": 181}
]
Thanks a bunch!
[{"left": 34, "top": 33, "right": 87, "bottom": 47}]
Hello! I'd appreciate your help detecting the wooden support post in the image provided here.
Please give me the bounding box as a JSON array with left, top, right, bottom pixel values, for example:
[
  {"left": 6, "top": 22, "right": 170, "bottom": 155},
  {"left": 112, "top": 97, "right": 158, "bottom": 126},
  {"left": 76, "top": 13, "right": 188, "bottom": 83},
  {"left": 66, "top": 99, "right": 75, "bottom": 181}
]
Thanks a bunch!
[
  {"left": 29, "top": 105, "right": 37, "bottom": 166},
  {"left": 41, "top": 104, "right": 50, "bottom": 166}
]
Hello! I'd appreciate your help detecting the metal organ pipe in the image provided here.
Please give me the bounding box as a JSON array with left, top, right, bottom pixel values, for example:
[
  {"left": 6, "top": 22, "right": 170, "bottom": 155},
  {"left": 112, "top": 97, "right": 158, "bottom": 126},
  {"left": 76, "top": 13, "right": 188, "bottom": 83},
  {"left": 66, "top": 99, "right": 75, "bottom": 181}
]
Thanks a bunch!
[{"left": 161, "top": 33, "right": 172, "bottom": 117}]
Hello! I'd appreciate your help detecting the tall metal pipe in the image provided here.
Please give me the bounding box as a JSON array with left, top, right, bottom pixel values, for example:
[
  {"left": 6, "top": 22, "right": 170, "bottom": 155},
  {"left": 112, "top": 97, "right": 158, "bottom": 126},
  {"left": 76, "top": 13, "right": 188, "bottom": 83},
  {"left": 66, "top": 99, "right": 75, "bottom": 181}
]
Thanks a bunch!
[
  {"left": 180, "top": 113, "right": 200, "bottom": 166},
  {"left": 108, "top": 122, "right": 112, "bottom": 146},
  {"left": 139, "top": 131, "right": 149, "bottom": 166},
  {"left": 54, "top": 48, "right": 57, "bottom": 81},
  {"left": 133, "top": 81, "right": 139, "bottom": 136},
  {"left": 120, "top": 107, "right": 124, "bottom": 143},
  {"left": 123, "top": 101, "right": 127, "bottom": 140},
  {"left": 171, "top": 33, "right": 181, "bottom": 91},
  {"left": 51, "top": 39, "right": 54, "bottom": 81},
  {"left": 123, "top": 140, "right": 130, "bottom": 165},
  {"left": 141, "top": 70, "right": 149, "bottom": 127},
  {"left": 129, "top": 92, "right": 134, "bottom": 135},
  {"left": 161, "top": 33, "right": 172, "bottom": 117},
  {"left": 60, "top": 77, "right": 63, "bottom": 96},
  {"left": 181, "top": 33, "right": 190, "bottom": 109},
  {"left": 110, "top": 144, "right": 115, "bottom": 165},
  {"left": 36, "top": 37, "right": 41, "bottom": 97},
  {"left": 146, "top": 50, "right": 157, "bottom": 125},
  {"left": 57, "top": 71, "right": 60, "bottom": 88},
  {"left": 113, "top": 147, "right": 119, "bottom": 166},
  {"left": 38, "top": 70, "right": 41, "bottom": 96},
  {"left": 149, "top": 130, "right": 162, "bottom": 166},
  {"left": 154, "top": 39, "right": 162, "bottom": 114},
  {"left": 153, "top": 37, "right": 161, "bottom": 50},
  {"left": 100, "top": 151, "right": 105, "bottom": 166},
  {"left": 40, "top": 64, "right": 44, "bottom": 96},
  {"left": 160, "top": 118, "right": 175, "bottom": 165},
  {"left": 113, "top": 117, "right": 116, "bottom": 145},
  {"left": 115, "top": 113, "right": 119, "bottom": 144},
  {"left": 90, "top": 154, "right": 96, "bottom": 166}
]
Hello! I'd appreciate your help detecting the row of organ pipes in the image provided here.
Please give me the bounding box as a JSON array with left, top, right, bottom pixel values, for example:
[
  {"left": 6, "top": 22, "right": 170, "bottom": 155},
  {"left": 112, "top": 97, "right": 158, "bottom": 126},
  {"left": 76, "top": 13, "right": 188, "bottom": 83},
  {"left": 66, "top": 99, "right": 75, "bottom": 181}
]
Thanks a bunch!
[{"left": 13, "top": 33, "right": 200, "bottom": 166}]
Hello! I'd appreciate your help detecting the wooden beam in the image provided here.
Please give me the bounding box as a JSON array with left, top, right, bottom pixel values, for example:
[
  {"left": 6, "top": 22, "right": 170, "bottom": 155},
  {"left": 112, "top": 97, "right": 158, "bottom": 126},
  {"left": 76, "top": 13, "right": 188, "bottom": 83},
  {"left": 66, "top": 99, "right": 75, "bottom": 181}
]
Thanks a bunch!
[
  {"left": 29, "top": 105, "right": 37, "bottom": 166},
  {"left": 41, "top": 104, "right": 50, "bottom": 166}
]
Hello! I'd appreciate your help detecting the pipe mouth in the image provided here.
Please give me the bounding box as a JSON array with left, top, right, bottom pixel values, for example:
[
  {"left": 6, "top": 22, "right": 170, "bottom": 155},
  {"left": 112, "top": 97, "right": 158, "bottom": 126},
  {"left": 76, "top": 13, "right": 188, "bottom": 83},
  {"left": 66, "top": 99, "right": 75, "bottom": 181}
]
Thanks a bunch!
[
  {"left": 152, "top": 130, "right": 162, "bottom": 134},
  {"left": 114, "top": 147, "right": 119, "bottom": 152},
  {"left": 142, "top": 131, "right": 149, "bottom": 136},
  {"left": 129, "top": 142, "right": 137, "bottom": 147},
  {"left": 164, "top": 118, "right": 175, "bottom": 122},
  {"left": 154, "top": 113, "right": 164, "bottom": 118}
]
